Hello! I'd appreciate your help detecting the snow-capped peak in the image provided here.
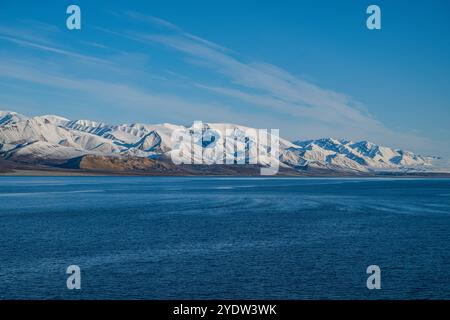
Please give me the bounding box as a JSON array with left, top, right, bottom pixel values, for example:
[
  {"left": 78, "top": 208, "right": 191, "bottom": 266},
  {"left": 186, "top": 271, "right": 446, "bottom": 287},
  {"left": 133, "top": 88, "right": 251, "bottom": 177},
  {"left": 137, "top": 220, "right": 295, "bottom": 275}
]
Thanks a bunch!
[
  {"left": 0, "top": 110, "right": 446, "bottom": 174},
  {"left": 0, "top": 111, "right": 28, "bottom": 126}
]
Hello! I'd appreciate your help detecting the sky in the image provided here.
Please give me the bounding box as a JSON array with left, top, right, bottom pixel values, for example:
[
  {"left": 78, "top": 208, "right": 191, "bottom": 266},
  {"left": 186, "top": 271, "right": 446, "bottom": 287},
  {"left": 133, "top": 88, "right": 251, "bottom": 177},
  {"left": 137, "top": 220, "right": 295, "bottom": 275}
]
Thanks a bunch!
[{"left": 0, "top": 0, "right": 449, "bottom": 157}]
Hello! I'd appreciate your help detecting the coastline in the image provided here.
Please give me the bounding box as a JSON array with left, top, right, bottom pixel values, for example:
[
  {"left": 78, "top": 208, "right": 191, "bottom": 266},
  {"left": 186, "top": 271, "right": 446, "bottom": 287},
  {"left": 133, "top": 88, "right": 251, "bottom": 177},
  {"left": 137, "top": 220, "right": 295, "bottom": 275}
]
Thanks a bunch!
[{"left": 2, "top": 168, "right": 450, "bottom": 178}]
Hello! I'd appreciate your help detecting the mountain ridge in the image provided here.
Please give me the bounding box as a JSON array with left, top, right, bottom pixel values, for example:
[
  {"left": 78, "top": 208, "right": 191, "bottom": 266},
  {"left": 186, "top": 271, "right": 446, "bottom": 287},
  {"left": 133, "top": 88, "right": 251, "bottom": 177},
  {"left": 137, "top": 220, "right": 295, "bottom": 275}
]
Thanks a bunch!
[{"left": 0, "top": 110, "right": 447, "bottom": 175}]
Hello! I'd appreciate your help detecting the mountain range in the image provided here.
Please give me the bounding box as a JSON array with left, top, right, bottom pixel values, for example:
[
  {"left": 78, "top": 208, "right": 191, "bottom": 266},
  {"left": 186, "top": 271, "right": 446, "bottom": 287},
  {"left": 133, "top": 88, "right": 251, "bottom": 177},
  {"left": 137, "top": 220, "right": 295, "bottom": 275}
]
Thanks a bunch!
[{"left": 0, "top": 110, "right": 447, "bottom": 176}]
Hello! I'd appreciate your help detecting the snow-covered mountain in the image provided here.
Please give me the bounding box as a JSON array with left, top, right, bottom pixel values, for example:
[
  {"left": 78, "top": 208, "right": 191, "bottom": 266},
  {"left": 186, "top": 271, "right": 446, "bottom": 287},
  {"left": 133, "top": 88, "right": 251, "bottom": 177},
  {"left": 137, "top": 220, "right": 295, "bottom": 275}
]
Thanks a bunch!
[
  {"left": 0, "top": 110, "right": 444, "bottom": 174},
  {"left": 287, "top": 138, "right": 437, "bottom": 172}
]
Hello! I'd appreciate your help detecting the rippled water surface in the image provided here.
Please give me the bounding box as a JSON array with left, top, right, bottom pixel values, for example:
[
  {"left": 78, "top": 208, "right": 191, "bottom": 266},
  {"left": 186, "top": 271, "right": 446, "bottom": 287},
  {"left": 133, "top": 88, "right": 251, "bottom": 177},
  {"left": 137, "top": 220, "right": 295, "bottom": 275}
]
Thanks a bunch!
[{"left": 0, "top": 177, "right": 449, "bottom": 299}]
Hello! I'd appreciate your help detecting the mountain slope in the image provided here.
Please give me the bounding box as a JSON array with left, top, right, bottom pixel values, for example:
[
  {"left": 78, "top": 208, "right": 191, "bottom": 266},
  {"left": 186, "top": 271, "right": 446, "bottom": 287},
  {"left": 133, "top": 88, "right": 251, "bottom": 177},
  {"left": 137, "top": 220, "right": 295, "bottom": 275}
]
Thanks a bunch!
[
  {"left": 0, "top": 110, "right": 445, "bottom": 174},
  {"left": 290, "top": 138, "right": 437, "bottom": 172}
]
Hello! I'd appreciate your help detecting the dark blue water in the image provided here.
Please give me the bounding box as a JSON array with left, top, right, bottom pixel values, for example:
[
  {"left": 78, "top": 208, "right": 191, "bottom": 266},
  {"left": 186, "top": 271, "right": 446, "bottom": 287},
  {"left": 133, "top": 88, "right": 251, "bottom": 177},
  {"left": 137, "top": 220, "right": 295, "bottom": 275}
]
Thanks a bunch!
[{"left": 0, "top": 177, "right": 449, "bottom": 299}]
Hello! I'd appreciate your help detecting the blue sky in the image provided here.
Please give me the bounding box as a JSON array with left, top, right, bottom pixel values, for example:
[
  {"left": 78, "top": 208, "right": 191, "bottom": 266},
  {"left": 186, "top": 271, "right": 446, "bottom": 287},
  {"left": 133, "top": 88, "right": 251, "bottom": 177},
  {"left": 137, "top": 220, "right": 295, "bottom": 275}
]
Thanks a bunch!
[{"left": 0, "top": 0, "right": 449, "bottom": 157}]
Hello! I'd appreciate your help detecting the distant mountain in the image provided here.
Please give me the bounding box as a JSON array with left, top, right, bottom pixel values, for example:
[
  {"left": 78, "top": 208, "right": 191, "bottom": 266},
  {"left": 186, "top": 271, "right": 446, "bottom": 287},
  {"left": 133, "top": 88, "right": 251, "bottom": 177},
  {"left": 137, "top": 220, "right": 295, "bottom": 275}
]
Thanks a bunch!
[
  {"left": 0, "top": 110, "right": 446, "bottom": 175},
  {"left": 287, "top": 138, "right": 438, "bottom": 172}
]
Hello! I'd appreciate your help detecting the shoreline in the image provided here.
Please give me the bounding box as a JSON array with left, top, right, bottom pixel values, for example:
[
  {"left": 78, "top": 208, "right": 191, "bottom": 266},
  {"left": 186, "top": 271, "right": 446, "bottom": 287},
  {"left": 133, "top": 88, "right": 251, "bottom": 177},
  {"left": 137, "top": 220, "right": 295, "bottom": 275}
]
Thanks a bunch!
[{"left": 2, "top": 169, "right": 450, "bottom": 178}]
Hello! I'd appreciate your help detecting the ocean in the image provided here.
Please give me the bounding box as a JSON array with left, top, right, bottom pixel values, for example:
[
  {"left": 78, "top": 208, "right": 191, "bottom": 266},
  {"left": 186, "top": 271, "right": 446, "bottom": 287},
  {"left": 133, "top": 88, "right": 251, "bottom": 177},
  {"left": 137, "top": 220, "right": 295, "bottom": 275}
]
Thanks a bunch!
[{"left": 0, "top": 176, "right": 449, "bottom": 299}]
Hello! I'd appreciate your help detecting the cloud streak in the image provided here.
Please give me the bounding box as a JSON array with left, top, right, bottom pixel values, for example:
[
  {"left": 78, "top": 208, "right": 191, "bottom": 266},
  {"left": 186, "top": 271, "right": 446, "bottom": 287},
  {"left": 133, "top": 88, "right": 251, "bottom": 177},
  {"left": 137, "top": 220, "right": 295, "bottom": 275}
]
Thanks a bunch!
[
  {"left": 0, "top": 14, "right": 447, "bottom": 157},
  {"left": 0, "top": 57, "right": 251, "bottom": 126},
  {"left": 0, "top": 34, "right": 110, "bottom": 65},
  {"left": 119, "top": 17, "right": 440, "bottom": 153}
]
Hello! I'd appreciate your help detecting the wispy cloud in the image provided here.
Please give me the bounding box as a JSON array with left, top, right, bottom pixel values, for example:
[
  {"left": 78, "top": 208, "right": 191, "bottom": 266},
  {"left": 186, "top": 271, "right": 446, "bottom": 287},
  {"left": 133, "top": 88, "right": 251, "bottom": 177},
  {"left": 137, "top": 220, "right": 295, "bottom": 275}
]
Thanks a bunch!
[
  {"left": 117, "top": 14, "right": 447, "bottom": 155},
  {"left": 0, "top": 57, "right": 246, "bottom": 125},
  {"left": 125, "top": 11, "right": 181, "bottom": 32},
  {"left": 0, "top": 13, "right": 447, "bottom": 156},
  {"left": 79, "top": 41, "right": 110, "bottom": 50},
  {"left": 125, "top": 11, "right": 233, "bottom": 53},
  {"left": 0, "top": 20, "right": 59, "bottom": 45},
  {"left": 0, "top": 34, "right": 110, "bottom": 65}
]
